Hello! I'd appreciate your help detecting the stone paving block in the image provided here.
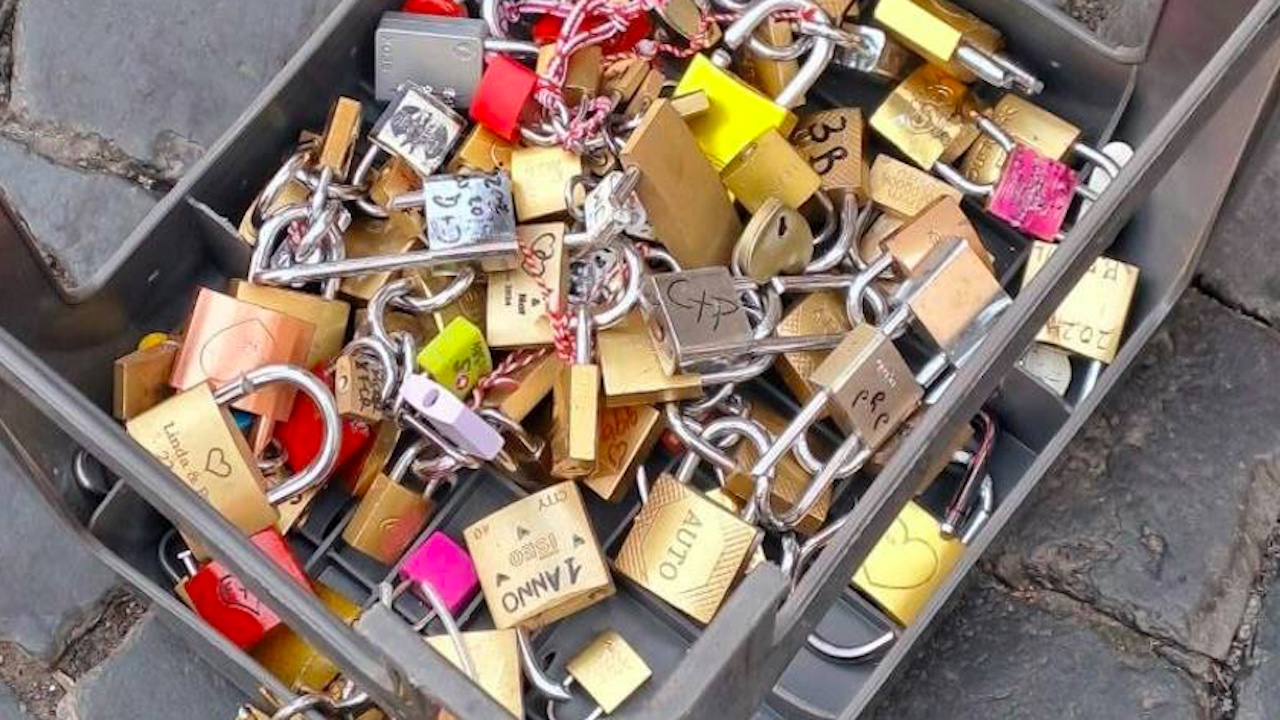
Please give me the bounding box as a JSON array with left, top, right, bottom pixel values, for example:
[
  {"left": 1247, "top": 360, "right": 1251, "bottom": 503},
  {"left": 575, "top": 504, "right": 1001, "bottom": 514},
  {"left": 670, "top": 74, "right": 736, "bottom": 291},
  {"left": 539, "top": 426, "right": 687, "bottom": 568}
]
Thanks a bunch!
[
  {"left": 0, "top": 138, "right": 157, "bottom": 296},
  {"left": 0, "top": 437, "right": 118, "bottom": 663},
  {"left": 1237, "top": 579, "right": 1280, "bottom": 720},
  {"left": 988, "top": 290, "right": 1280, "bottom": 661},
  {"left": 0, "top": 682, "right": 31, "bottom": 720},
  {"left": 1199, "top": 96, "right": 1280, "bottom": 323},
  {"left": 58, "top": 612, "right": 245, "bottom": 720},
  {"left": 867, "top": 581, "right": 1209, "bottom": 720},
  {"left": 11, "top": 0, "right": 341, "bottom": 178}
]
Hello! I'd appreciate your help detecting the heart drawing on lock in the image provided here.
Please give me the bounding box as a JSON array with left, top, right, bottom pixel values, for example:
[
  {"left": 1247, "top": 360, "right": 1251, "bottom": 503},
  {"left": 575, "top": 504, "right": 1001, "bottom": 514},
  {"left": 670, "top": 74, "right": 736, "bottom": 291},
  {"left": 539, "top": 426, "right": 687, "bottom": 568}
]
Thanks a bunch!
[
  {"left": 198, "top": 319, "right": 277, "bottom": 383},
  {"left": 859, "top": 517, "right": 942, "bottom": 591},
  {"left": 205, "top": 448, "right": 234, "bottom": 479}
]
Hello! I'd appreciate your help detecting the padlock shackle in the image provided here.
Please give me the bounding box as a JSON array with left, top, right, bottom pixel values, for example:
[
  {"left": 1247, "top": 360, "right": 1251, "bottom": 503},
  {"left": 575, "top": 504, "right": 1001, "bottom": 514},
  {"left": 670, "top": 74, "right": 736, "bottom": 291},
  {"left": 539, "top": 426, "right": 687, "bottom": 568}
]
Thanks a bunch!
[
  {"left": 806, "top": 628, "right": 896, "bottom": 664},
  {"left": 211, "top": 364, "right": 342, "bottom": 505},
  {"left": 342, "top": 335, "right": 400, "bottom": 408},
  {"left": 518, "top": 628, "right": 575, "bottom": 702}
]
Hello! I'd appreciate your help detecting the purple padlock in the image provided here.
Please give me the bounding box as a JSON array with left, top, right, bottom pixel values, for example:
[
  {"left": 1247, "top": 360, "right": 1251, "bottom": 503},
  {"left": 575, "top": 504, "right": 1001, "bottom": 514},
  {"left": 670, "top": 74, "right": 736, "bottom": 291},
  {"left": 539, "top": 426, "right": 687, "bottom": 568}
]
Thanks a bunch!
[
  {"left": 399, "top": 532, "right": 479, "bottom": 615},
  {"left": 987, "top": 145, "right": 1078, "bottom": 242},
  {"left": 399, "top": 373, "right": 504, "bottom": 460}
]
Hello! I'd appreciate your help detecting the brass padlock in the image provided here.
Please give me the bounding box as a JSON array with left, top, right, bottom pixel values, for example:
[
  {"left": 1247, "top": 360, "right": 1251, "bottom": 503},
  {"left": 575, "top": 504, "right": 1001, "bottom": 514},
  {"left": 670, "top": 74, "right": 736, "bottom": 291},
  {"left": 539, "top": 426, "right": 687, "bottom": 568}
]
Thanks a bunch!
[
  {"left": 480, "top": 352, "right": 564, "bottom": 422},
  {"left": 873, "top": 0, "right": 1041, "bottom": 93},
  {"left": 370, "top": 156, "right": 423, "bottom": 208},
  {"left": 550, "top": 306, "right": 600, "bottom": 479},
  {"left": 879, "top": 196, "right": 993, "bottom": 274},
  {"left": 559, "top": 630, "right": 653, "bottom": 716},
  {"left": 720, "top": 128, "right": 821, "bottom": 213},
  {"left": 725, "top": 403, "right": 830, "bottom": 535},
  {"left": 511, "top": 146, "right": 583, "bottom": 221},
  {"left": 334, "top": 354, "right": 385, "bottom": 424},
  {"left": 774, "top": 291, "right": 851, "bottom": 412},
  {"left": 486, "top": 223, "right": 567, "bottom": 347},
  {"left": 601, "top": 58, "right": 651, "bottom": 105},
  {"left": 895, "top": 237, "right": 1007, "bottom": 358},
  {"left": 615, "top": 473, "right": 760, "bottom": 624},
  {"left": 620, "top": 98, "right": 743, "bottom": 269},
  {"left": 623, "top": 67, "right": 666, "bottom": 119},
  {"left": 416, "top": 270, "right": 489, "bottom": 337},
  {"left": 741, "top": 18, "right": 802, "bottom": 108},
  {"left": 791, "top": 108, "right": 869, "bottom": 200},
  {"left": 465, "top": 482, "right": 615, "bottom": 628},
  {"left": 425, "top": 629, "right": 523, "bottom": 718},
  {"left": 869, "top": 65, "right": 971, "bottom": 171},
  {"left": 598, "top": 311, "right": 703, "bottom": 408},
  {"left": 229, "top": 281, "right": 351, "bottom": 367},
  {"left": 127, "top": 382, "right": 278, "bottom": 536},
  {"left": 1022, "top": 241, "right": 1139, "bottom": 364},
  {"left": 447, "top": 125, "right": 517, "bottom": 174},
  {"left": 537, "top": 44, "right": 603, "bottom": 107},
  {"left": 583, "top": 404, "right": 663, "bottom": 502},
  {"left": 735, "top": 198, "right": 815, "bottom": 282},
  {"left": 341, "top": 420, "right": 401, "bottom": 498},
  {"left": 962, "top": 94, "right": 1083, "bottom": 185},
  {"left": 114, "top": 339, "right": 179, "bottom": 421},
  {"left": 317, "top": 97, "right": 363, "bottom": 181},
  {"left": 809, "top": 324, "right": 923, "bottom": 450},
  {"left": 868, "top": 154, "right": 963, "bottom": 218},
  {"left": 674, "top": 54, "right": 798, "bottom": 170},
  {"left": 342, "top": 441, "right": 436, "bottom": 565},
  {"left": 253, "top": 583, "right": 360, "bottom": 691},
  {"left": 654, "top": 0, "right": 721, "bottom": 46},
  {"left": 338, "top": 213, "right": 424, "bottom": 303}
]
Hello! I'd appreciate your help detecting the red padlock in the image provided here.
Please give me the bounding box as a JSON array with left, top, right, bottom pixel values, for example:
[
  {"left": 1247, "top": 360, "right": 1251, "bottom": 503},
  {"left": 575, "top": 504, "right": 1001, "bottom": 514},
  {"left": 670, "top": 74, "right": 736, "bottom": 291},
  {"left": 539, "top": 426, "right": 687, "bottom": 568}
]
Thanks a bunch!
[
  {"left": 531, "top": 14, "right": 652, "bottom": 54},
  {"left": 181, "top": 529, "right": 311, "bottom": 650},
  {"left": 402, "top": 0, "right": 467, "bottom": 16},
  {"left": 275, "top": 366, "right": 371, "bottom": 475},
  {"left": 471, "top": 56, "right": 540, "bottom": 142}
]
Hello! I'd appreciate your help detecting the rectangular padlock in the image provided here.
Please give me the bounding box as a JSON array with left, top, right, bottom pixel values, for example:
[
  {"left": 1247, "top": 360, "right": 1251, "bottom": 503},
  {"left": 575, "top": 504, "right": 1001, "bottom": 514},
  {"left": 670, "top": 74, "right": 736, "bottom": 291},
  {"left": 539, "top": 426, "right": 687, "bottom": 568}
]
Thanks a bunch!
[
  {"left": 986, "top": 145, "right": 1078, "bottom": 241},
  {"left": 774, "top": 291, "right": 851, "bottom": 415},
  {"left": 536, "top": 44, "right": 603, "bottom": 107},
  {"left": 374, "top": 13, "right": 487, "bottom": 104},
  {"left": 422, "top": 172, "right": 519, "bottom": 272},
  {"left": 426, "top": 630, "right": 524, "bottom": 719},
  {"left": 370, "top": 82, "right": 466, "bottom": 178},
  {"left": 253, "top": 583, "right": 360, "bottom": 691},
  {"left": 480, "top": 351, "right": 564, "bottom": 422},
  {"left": 719, "top": 128, "right": 821, "bottom": 213},
  {"left": 962, "top": 94, "right": 1081, "bottom": 185},
  {"left": 791, "top": 108, "right": 870, "bottom": 200},
  {"left": 897, "top": 237, "right": 1007, "bottom": 361},
  {"left": 342, "top": 472, "right": 434, "bottom": 565},
  {"left": 640, "top": 268, "right": 754, "bottom": 375},
  {"left": 511, "top": 147, "right": 584, "bottom": 221},
  {"left": 598, "top": 311, "right": 703, "bottom": 408},
  {"left": 869, "top": 64, "right": 971, "bottom": 170},
  {"left": 565, "top": 631, "right": 652, "bottom": 715},
  {"left": 615, "top": 474, "right": 760, "bottom": 624},
  {"left": 317, "top": 97, "right": 363, "bottom": 182},
  {"left": 465, "top": 482, "right": 615, "bottom": 628},
  {"left": 880, "top": 196, "right": 992, "bottom": 274},
  {"left": 852, "top": 500, "right": 966, "bottom": 625},
  {"left": 583, "top": 404, "right": 663, "bottom": 502},
  {"left": 229, "top": 281, "right": 351, "bottom": 367},
  {"left": 869, "top": 154, "right": 963, "bottom": 218},
  {"left": 620, "top": 98, "right": 743, "bottom": 269},
  {"left": 809, "top": 324, "right": 923, "bottom": 450},
  {"left": 873, "top": 0, "right": 1003, "bottom": 83},
  {"left": 1022, "top": 241, "right": 1139, "bottom": 364},
  {"left": 549, "top": 309, "right": 600, "bottom": 479},
  {"left": 673, "top": 54, "right": 797, "bottom": 170},
  {"left": 447, "top": 124, "right": 518, "bottom": 173},
  {"left": 470, "top": 56, "right": 539, "bottom": 143},
  {"left": 333, "top": 354, "right": 385, "bottom": 423},
  {"left": 486, "top": 223, "right": 567, "bottom": 347},
  {"left": 170, "top": 288, "right": 315, "bottom": 420},
  {"left": 114, "top": 340, "right": 179, "bottom": 421}
]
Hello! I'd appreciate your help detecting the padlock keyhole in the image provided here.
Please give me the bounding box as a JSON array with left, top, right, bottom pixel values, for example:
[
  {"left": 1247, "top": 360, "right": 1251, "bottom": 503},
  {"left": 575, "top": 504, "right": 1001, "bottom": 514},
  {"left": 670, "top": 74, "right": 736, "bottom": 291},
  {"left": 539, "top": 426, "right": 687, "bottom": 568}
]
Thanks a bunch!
[
  {"left": 777, "top": 216, "right": 788, "bottom": 236},
  {"left": 420, "top": 387, "right": 440, "bottom": 407}
]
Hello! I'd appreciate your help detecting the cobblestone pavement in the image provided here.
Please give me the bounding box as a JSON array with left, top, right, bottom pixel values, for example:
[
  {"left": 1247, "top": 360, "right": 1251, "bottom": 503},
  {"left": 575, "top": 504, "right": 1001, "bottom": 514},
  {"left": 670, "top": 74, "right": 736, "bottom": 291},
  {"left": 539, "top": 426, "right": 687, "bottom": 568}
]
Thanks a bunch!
[{"left": 0, "top": 1, "right": 1278, "bottom": 719}]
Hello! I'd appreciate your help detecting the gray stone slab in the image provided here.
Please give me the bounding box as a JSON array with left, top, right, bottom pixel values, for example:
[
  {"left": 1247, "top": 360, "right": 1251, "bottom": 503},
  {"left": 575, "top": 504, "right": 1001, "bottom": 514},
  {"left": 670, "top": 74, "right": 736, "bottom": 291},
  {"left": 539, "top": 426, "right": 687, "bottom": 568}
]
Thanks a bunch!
[
  {"left": 11, "top": 0, "right": 341, "bottom": 177},
  {"left": 867, "top": 580, "right": 1209, "bottom": 720},
  {"left": 59, "top": 612, "right": 246, "bottom": 720},
  {"left": 0, "top": 682, "right": 31, "bottom": 720},
  {"left": 0, "top": 139, "right": 157, "bottom": 295},
  {"left": 988, "top": 290, "right": 1280, "bottom": 661},
  {"left": 0, "top": 438, "right": 118, "bottom": 663},
  {"left": 1237, "top": 579, "right": 1280, "bottom": 720},
  {"left": 1198, "top": 96, "right": 1280, "bottom": 324}
]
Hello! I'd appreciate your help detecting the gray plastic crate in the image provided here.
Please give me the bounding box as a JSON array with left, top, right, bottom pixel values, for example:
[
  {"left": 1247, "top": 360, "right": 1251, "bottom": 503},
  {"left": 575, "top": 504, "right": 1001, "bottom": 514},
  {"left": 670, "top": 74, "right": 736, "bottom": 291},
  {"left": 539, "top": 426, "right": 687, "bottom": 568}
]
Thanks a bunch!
[{"left": 0, "top": 0, "right": 1277, "bottom": 717}]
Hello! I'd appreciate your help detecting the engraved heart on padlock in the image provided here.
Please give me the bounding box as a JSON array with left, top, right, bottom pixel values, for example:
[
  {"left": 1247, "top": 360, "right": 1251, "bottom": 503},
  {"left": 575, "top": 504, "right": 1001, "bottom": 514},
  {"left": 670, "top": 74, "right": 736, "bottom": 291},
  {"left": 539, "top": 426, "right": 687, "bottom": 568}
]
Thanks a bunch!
[
  {"left": 198, "top": 319, "right": 276, "bottom": 382},
  {"left": 859, "top": 517, "right": 941, "bottom": 590},
  {"left": 205, "top": 448, "right": 234, "bottom": 479}
]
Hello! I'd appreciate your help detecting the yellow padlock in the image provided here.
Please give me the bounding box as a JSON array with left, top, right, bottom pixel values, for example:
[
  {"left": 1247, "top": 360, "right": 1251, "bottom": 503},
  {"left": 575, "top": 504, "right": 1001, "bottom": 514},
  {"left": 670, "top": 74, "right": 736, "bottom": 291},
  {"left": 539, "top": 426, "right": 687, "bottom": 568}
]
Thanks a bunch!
[{"left": 674, "top": 54, "right": 798, "bottom": 170}]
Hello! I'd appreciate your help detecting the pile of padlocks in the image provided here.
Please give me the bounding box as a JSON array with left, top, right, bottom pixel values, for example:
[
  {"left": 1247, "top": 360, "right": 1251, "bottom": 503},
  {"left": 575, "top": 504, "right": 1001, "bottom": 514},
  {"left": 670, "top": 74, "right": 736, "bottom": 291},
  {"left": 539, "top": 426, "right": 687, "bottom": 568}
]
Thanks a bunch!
[{"left": 107, "top": 0, "right": 1144, "bottom": 716}]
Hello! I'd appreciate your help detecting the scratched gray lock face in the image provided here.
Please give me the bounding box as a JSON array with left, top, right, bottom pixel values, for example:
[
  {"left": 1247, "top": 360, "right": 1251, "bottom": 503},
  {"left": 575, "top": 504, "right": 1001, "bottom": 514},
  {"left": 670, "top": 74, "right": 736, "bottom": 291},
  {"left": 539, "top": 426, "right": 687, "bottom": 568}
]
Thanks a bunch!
[
  {"left": 640, "top": 267, "right": 753, "bottom": 375},
  {"left": 370, "top": 83, "right": 465, "bottom": 178},
  {"left": 422, "top": 172, "right": 518, "bottom": 274},
  {"left": 375, "top": 13, "right": 486, "bottom": 105}
]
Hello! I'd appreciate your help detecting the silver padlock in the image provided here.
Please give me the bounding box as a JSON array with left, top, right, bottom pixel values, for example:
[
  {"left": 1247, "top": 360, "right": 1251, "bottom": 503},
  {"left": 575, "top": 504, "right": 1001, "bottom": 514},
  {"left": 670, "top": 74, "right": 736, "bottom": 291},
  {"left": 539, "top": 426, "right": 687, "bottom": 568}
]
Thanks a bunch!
[{"left": 370, "top": 83, "right": 466, "bottom": 178}]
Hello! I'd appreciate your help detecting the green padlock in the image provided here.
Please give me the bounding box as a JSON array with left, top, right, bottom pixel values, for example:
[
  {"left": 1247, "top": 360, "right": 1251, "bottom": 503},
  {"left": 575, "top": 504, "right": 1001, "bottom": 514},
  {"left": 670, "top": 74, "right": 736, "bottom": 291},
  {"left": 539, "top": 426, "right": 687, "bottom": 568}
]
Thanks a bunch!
[{"left": 417, "top": 317, "right": 493, "bottom": 397}]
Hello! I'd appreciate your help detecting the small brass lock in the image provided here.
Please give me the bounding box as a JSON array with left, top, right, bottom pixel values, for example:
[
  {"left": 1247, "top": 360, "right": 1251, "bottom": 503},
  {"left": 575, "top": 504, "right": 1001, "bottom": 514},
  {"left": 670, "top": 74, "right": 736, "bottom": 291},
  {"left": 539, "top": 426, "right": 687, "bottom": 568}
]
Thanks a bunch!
[
  {"left": 465, "top": 482, "right": 615, "bottom": 629},
  {"left": 735, "top": 198, "right": 815, "bottom": 282},
  {"left": 720, "top": 128, "right": 822, "bottom": 213},
  {"left": 879, "top": 196, "right": 993, "bottom": 274},
  {"left": 486, "top": 223, "right": 567, "bottom": 348},
  {"left": 809, "top": 324, "right": 924, "bottom": 450},
  {"left": 511, "top": 146, "right": 583, "bottom": 221},
  {"left": 550, "top": 306, "right": 600, "bottom": 479},
  {"left": 583, "top": 404, "right": 663, "bottom": 502},
  {"left": 341, "top": 442, "right": 436, "bottom": 565},
  {"left": 562, "top": 630, "right": 653, "bottom": 715},
  {"left": 598, "top": 311, "right": 703, "bottom": 408},
  {"left": 774, "top": 291, "right": 851, "bottom": 411},
  {"left": 1022, "top": 241, "right": 1139, "bottom": 364},
  {"left": 417, "top": 316, "right": 493, "bottom": 398},
  {"left": 868, "top": 154, "right": 963, "bottom": 218},
  {"left": 640, "top": 267, "right": 754, "bottom": 375},
  {"left": 792, "top": 108, "right": 870, "bottom": 200},
  {"left": 316, "top": 97, "right": 363, "bottom": 182},
  {"left": 446, "top": 124, "right": 516, "bottom": 174},
  {"left": 426, "top": 629, "right": 523, "bottom": 718},
  {"left": 870, "top": 65, "right": 972, "bottom": 171}
]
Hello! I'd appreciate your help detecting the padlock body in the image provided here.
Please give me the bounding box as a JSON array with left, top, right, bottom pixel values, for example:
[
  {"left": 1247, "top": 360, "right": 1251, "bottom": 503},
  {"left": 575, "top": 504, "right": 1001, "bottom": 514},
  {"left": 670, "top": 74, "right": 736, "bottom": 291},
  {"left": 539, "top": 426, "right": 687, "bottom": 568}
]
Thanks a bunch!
[
  {"left": 470, "top": 56, "right": 539, "bottom": 142},
  {"left": 342, "top": 474, "right": 435, "bottom": 565},
  {"left": 809, "top": 325, "right": 922, "bottom": 450},
  {"left": 640, "top": 268, "right": 754, "bottom": 375},
  {"left": 870, "top": 65, "right": 970, "bottom": 170},
  {"left": 852, "top": 500, "right": 965, "bottom": 625},
  {"left": 962, "top": 94, "right": 1082, "bottom": 185},
  {"left": 400, "top": 531, "right": 479, "bottom": 614},
  {"left": 987, "top": 145, "right": 1078, "bottom": 241},
  {"left": 720, "top": 129, "right": 821, "bottom": 213}
]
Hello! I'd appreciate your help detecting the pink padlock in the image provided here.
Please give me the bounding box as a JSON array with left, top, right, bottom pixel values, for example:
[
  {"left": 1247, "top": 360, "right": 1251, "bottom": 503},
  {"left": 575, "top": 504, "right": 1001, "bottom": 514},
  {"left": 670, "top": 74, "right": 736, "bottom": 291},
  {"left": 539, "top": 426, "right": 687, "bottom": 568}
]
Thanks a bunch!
[
  {"left": 399, "top": 532, "right": 479, "bottom": 615},
  {"left": 398, "top": 373, "right": 504, "bottom": 460},
  {"left": 986, "top": 145, "right": 1077, "bottom": 241}
]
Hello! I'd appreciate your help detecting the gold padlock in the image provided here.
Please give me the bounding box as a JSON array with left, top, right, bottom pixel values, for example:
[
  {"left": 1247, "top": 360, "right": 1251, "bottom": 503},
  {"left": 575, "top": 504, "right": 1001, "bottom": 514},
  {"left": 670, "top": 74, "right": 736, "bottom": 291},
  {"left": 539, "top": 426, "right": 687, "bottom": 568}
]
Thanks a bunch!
[
  {"left": 466, "top": 482, "right": 615, "bottom": 629},
  {"left": 583, "top": 404, "right": 663, "bottom": 502},
  {"left": 253, "top": 583, "right": 360, "bottom": 691},
  {"left": 1022, "top": 241, "right": 1139, "bottom": 364},
  {"left": 334, "top": 354, "right": 384, "bottom": 423},
  {"left": 426, "top": 629, "right": 523, "bottom": 719},
  {"left": 341, "top": 420, "right": 401, "bottom": 498},
  {"left": 720, "top": 129, "right": 821, "bottom": 213},
  {"left": 550, "top": 307, "right": 599, "bottom": 479},
  {"left": 725, "top": 403, "right": 830, "bottom": 535},
  {"left": 317, "top": 97, "right": 363, "bottom": 181},
  {"left": 774, "top": 291, "right": 851, "bottom": 412},
  {"left": 370, "top": 156, "right": 423, "bottom": 208},
  {"left": 601, "top": 58, "right": 651, "bottom": 105},
  {"left": 620, "top": 98, "right": 743, "bottom": 269},
  {"left": 809, "top": 324, "right": 923, "bottom": 449},
  {"left": 342, "top": 446, "right": 435, "bottom": 565},
  {"left": 900, "top": 238, "right": 1006, "bottom": 355},
  {"left": 868, "top": 154, "right": 962, "bottom": 218},
  {"left": 563, "top": 630, "right": 652, "bottom": 715},
  {"left": 880, "top": 196, "right": 992, "bottom": 274},
  {"left": 615, "top": 473, "right": 759, "bottom": 624},
  {"left": 114, "top": 340, "right": 179, "bottom": 421},
  {"left": 623, "top": 67, "right": 666, "bottom": 119},
  {"left": 238, "top": 179, "right": 309, "bottom": 245},
  {"left": 511, "top": 147, "right": 583, "bottom": 221},
  {"left": 873, "top": 0, "right": 1003, "bottom": 83},
  {"left": 127, "top": 383, "right": 278, "bottom": 536},
  {"left": 673, "top": 53, "right": 798, "bottom": 170},
  {"left": 486, "top": 223, "right": 567, "bottom": 347},
  {"left": 852, "top": 500, "right": 965, "bottom": 626},
  {"left": 791, "top": 108, "right": 869, "bottom": 200},
  {"left": 742, "top": 18, "right": 802, "bottom": 108},
  {"left": 339, "top": 213, "right": 424, "bottom": 304},
  {"left": 480, "top": 352, "right": 564, "bottom": 422},
  {"left": 230, "top": 281, "right": 351, "bottom": 367},
  {"left": 537, "top": 44, "right": 603, "bottom": 107},
  {"left": 598, "top": 311, "right": 703, "bottom": 408},
  {"left": 962, "top": 94, "right": 1082, "bottom": 185},
  {"left": 447, "top": 125, "right": 517, "bottom": 174},
  {"left": 869, "top": 65, "right": 971, "bottom": 170}
]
